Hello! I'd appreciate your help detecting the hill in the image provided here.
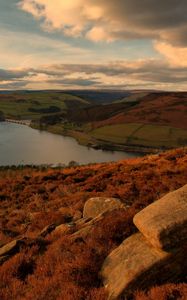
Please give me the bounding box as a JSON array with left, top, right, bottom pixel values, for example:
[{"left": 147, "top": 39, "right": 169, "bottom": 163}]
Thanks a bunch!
[
  {"left": 0, "top": 91, "right": 89, "bottom": 120},
  {"left": 0, "top": 90, "right": 187, "bottom": 152},
  {"left": 35, "top": 91, "right": 187, "bottom": 152},
  {"left": 0, "top": 147, "right": 187, "bottom": 299}
]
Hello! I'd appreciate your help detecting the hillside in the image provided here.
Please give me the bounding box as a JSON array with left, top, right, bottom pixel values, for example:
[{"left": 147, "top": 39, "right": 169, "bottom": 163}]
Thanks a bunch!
[
  {"left": 0, "top": 91, "right": 89, "bottom": 120},
  {"left": 0, "top": 147, "right": 187, "bottom": 299},
  {"left": 0, "top": 90, "right": 187, "bottom": 152},
  {"left": 93, "top": 92, "right": 187, "bottom": 129},
  {"left": 35, "top": 91, "right": 187, "bottom": 152}
]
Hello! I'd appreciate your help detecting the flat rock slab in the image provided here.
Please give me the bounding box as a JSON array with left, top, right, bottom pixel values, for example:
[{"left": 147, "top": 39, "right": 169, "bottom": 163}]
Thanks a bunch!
[
  {"left": 0, "top": 240, "right": 21, "bottom": 257},
  {"left": 83, "top": 197, "right": 125, "bottom": 219},
  {"left": 54, "top": 224, "right": 73, "bottom": 235},
  {"left": 39, "top": 224, "right": 56, "bottom": 238},
  {"left": 101, "top": 233, "right": 186, "bottom": 300},
  {"left": 0, "top": 239, "right": 26, "bottom": 264},
  {"left": 133, "top": 184, "right": 187, "bottom": 250}
]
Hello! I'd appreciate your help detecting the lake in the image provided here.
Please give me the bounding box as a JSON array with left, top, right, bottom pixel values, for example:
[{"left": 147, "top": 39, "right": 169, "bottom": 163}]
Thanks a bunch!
[{"left": 0, "top": 122, "right": 140, "bottom": 166}]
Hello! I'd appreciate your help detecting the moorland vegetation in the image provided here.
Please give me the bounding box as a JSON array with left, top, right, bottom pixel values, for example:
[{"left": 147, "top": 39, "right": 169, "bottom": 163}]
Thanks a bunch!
[{"left": 0, "top": 147, "right": 187, "bottom": 299}]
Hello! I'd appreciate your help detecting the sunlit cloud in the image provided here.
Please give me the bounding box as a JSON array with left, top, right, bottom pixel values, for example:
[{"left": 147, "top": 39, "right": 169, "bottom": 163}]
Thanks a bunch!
[
  {"left": 154, "top": 42, "right": 187, "bottom": 67},
  {"left": 18, "top": 0, "right": 187, "bottom": 46},
  {"left": 0, "top": 58, "right": 187, "bottom": 90},
  {"left": 0, "top": 1, "right": 186, "bottom": 90}
]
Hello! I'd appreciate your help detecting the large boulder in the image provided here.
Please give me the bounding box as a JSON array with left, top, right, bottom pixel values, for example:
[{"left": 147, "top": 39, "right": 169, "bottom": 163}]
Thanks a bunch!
[
  {"left": 83, "top": 197, "right": 125, "bottom": 219},
  {"left": 101, "top": 233, "right": 186, "bottom": 300},
  {"left": 133, "top": 184, "right": 187, "bottom": 250}
]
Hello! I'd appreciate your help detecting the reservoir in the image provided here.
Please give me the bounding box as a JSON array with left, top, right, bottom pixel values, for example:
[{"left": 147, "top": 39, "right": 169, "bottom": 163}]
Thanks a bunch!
[{"left": 0, "top": 122, "right": 140, "bottom": 166}]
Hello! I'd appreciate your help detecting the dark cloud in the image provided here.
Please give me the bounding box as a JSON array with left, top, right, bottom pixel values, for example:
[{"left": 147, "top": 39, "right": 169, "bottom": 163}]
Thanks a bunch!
[
  {"left": 0, "top": 60, "right": 187, "bottom": 90},
  {"left": 47, "top": 78, "right": 101, "bottom": 87},
  {"left": 0, "top": 80, "right": 29, "bottom": 89},
  {"left": 40, "top": 62, "right": 187, "bottom": 84},
  {"left": 93, "top": 0, "right": 187, "bottom": 45},
  {"left": 19, "top": 0, "right": 187, "bottom": 45},
  {"left": 0, "top": 68, "right": 31, "bottom": 81}
]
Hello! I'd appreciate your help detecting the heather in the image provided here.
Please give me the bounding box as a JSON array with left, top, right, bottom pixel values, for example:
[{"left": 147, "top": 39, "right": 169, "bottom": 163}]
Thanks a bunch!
[{"left": 0, "top": 147, "right": 187, "bottom": 299}]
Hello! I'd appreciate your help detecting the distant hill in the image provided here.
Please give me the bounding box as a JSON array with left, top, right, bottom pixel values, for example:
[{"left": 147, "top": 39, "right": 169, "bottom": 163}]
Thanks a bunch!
[
  {"left": 0, "top": 90, "right": 187, "bottom": 151},
  {"left": 93, "top": 92, "right": 187, "bottom": 130}
]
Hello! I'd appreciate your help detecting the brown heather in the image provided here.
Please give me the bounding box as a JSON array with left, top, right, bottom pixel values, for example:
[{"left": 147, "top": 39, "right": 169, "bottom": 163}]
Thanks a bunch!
[{"left": 0, "top": 147, "right": 187, "bottom": 299}]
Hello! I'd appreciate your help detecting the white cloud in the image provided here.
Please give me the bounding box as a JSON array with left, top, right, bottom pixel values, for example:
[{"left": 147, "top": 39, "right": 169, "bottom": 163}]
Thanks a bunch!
[
  {"left": 18, "top": 0, "right": 187, "bottom": 46},
  {"left": 1, "top": 57, "right": 187, "bottom": 90},
  {"left": 154, "top": 42, "right": 187, "bottom": 67},
  {"left": 0, "top": 28, "right": 91, "bottom": 69}
]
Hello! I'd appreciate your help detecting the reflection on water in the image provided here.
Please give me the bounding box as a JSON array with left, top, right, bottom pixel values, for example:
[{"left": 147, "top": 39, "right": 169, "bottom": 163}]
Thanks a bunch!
[{"left": 0, "top": 122, "right": 140, "bottom": 166}]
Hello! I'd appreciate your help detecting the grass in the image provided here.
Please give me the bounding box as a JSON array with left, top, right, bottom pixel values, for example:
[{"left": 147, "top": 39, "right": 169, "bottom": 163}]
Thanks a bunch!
[
  {"left": 90, "top": 123, "right": 141, "bottom": 144},
  {"left": 90, "top": 123, "right": 187, "bottom": 148},
  {"left": 0, "top": 92, "right": 88, "bottom": 120}
]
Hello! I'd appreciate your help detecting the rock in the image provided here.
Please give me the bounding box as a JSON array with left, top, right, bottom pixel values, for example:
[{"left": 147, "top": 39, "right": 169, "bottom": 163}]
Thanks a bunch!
[
  {"left": 133, "top": 184, "right": 187, "bottom": 250},
  {"left": 0, "top": 239, "right": 24, "bottom": 257},
  {"left": 0, "top": 239, "right": 26, "bottom": 265},
  {"left": 73, "top": 210, "right": 82, "bottom": 221},
  {"left": 83, "top": 197, "right": 125, "bottom": 219},
  {"left": 101, "top": 233, "right": 186, "bottom": 300},
  {"left": 39, "top": 224, "right": 56, "bottom": 237},
  {"left": 54, "top": 224, "right": 73, "bottom": 235},
  {"left": 75, "top": 217, "right": 93, "bottom": 227},
  {"left": 72, "top": 213, "right": 106, "bottom": 240}
]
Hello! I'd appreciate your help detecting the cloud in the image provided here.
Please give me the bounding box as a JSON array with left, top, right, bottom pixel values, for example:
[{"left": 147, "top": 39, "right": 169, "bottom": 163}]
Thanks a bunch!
[
  {"left": 0, "top": 58, "right": 187, "bottom": 90},
  {"left": 0, "top": 69, "right": 31, "bottom": 81},
  {"left": 18, "top": 0, "right": 187, "bottom": 46},
  {"left": 47, "top": 77, "right": 100, "bottom": 87},
  {"left": 154, "top": 42, "right": 187, "bottom": 67},
  {"left": 0, "top": 80, "right": 30, "bottom": 89},
  {"left": 0, "top": 28, "right": 91, "bottom": 69}
]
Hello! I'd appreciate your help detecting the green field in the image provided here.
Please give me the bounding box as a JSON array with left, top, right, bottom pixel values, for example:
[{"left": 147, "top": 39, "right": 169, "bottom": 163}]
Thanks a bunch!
[
  {"left": 0, "top": 92, "right": 88, "bottom": 120},
  {"left": 90, "top": 123, "right": 187, "bottom": 148}
]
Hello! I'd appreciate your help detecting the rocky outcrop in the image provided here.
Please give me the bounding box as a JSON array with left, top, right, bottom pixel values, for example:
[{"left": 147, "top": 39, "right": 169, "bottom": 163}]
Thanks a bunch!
[
  {"left": 133, "top": 184, "right": 187, "bottom": 250},
  {"left": 101, "top": 233, "right": 186, "bottom": 300},
  {"left": 0, "top": 239, "right": 24, "bottom": 258},
  {"left": 0, "top": 238, "right": 48, "bottom": 265},
  {"left": 100, "top": 184, "right": 187, "bottom": 299},
  {"left": 39, "top": 224, "right": 56, "bottom": 238},
  {"left": 83, "top": 197, "right": 125, "bottom": 219}
]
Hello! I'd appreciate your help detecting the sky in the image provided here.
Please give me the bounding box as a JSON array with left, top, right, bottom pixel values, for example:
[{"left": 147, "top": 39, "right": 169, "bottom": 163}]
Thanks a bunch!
[{"left": 0, "top": 0, "right": 187, "bottom": 90}]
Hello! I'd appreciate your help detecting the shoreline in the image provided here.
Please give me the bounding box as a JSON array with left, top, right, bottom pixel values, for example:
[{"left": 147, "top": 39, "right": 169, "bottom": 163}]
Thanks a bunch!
[
  {"left": 31, "top": 123, "right": 165, "bottom": 155},
  {"left": 1, "top": 119, "right": 171, "bottom": 155}
]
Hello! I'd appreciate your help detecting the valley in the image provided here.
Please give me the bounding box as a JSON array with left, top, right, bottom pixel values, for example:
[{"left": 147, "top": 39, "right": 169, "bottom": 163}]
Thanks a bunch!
[{"left": 1, "top": 90, "right": 187, "bottom": 153}]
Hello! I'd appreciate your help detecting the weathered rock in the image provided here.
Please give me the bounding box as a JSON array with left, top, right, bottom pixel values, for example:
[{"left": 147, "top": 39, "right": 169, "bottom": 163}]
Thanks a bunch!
[
  {"left": 54, "top": 224, "right": 73, "bottom": 235},
  {"left": 71, "top": 213, "right": 106, "bottom": 240},
  {"left": 73, "top": 210, "right": 82, "bottom": 221},
  {"left": 75, "top": 217, "right": 92, "bottom": 227},
  {"left": 0, "top": 239, "right": 25, "bottom": 257},
  {"left": 39, "top": 224, "right": 56, "bottom": 237},
  {"left": 101, "top": 233, "right": 186, "bottom": 300},
  {"left": 83, "top": 197, "right": 125, "bottom": 219},
  {"left": 0, "top": 239, "right": 26, "bottom": 265},
  {"left": 133, "top": 184, "right": 187, "bottom": 250}
]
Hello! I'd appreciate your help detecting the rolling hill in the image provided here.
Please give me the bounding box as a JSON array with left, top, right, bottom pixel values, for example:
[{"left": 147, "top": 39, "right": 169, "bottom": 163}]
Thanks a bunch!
[{"left": 0, "top": 90, "right": 187, "bottom": 152}]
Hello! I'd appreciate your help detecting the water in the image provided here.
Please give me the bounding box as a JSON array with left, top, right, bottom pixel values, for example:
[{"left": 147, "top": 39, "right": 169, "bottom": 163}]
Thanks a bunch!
[{"left": 0, "top": 122, "right": 140, "bottom": 166}]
